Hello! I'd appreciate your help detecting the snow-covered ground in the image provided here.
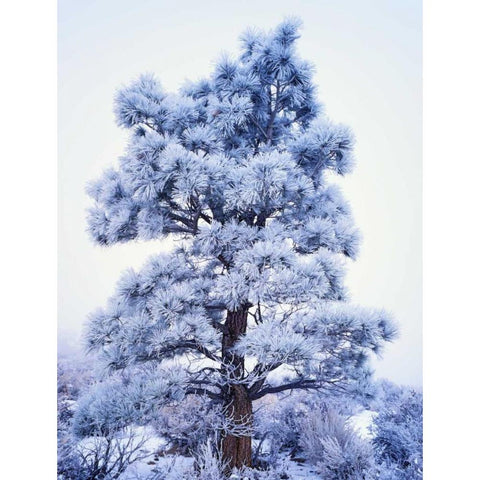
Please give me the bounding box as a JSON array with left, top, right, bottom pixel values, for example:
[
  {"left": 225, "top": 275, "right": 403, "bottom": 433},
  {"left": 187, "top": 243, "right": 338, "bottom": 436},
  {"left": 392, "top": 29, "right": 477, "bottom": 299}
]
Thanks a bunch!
[
  {"left": 107, "top": 425, "right": 322, "bottom": 479},
  {"left": 112, "top": 410, "right": 377, "bottom": 479},
  {"left": 125, "top": 453, "right": 321, "bottom": 480},
  {"left": 72, "top": 405, "right": 378, "bottom": 480}
]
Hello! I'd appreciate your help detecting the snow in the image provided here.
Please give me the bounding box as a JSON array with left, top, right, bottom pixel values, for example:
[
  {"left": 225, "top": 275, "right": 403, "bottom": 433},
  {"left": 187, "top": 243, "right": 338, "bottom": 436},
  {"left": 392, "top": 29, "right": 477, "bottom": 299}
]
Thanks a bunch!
[
  {"left": 123, "top": 454, "right": 194, "bottom": 480},
  {"left": 110, "top": 413, "right": 378, "bottom": 479},
  {"left": 348, "top": 409, "right": 377, "bottom": 439},
  {"left": 103, "top": 426, "right": 324, "bottom": 479}
]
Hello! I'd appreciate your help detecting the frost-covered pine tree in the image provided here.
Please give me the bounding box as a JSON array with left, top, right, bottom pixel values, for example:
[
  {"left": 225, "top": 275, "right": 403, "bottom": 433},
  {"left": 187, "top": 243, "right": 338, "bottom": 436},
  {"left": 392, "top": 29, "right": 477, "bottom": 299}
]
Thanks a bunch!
[{"left": 84, "top": 19, "right": 396, "bottom": 470}]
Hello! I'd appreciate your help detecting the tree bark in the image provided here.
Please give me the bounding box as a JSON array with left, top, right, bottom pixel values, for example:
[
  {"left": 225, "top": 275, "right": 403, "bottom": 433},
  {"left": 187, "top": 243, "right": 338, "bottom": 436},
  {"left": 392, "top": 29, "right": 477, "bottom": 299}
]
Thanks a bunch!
[
  {"left": 221, "top": 308, "right": 253, "bottom": 470},
  {"left": 222, "top": 384, "right": 252, "bottom": 470}
]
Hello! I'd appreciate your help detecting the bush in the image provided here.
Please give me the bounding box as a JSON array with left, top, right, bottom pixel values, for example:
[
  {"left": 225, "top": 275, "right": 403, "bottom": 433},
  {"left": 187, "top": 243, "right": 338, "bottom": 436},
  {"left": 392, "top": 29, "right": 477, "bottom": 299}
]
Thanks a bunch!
[
  {"left": 152, "top": 396, "right": 222, "bottom": 455},
  {"left": 58, "top": 356, "right": 95, "bottom": 434},
  {"left": 58, "top": 357, "right": 94, "bottom": 400},
  {"left": 318, "top": 434, "right": 375, "bottom": 480},
  {"left": 58, "top": 432, "right": 87, "bottom": 480},
  {"left": 299, "top": 405, "right": 376, "bottom": 479},
  {"left": 253, "top": 390, "right": 361, "bottom": 463},
  {"left": 58, "top": 427, "right": 150, "bottom": 480},
  {"left": 58, "top": 359, "right": 151, "bottom": 480},
  {"left": 72, "top": 378, "right": 148, "bottom": 438},
  {"left": 371, "top": 383, "right": 423, "bottom": 480},
  {"left": 253, "top": 395, "right": 307, "bottom": 463},
  {"left": 193, "top": 441, "right": 228, "bottom": 480}
]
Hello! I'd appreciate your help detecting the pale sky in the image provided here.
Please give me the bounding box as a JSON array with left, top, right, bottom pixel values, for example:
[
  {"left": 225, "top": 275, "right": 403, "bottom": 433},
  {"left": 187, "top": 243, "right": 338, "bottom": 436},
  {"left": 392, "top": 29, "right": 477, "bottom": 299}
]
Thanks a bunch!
[{"left": 58, "top": 0, "right": 422, "bottom": 387}]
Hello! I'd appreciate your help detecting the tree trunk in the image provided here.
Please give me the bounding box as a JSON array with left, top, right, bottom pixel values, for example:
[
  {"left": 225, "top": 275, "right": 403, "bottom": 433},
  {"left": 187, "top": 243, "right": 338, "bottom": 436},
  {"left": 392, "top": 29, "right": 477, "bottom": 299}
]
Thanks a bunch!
[
  {"left": 222, "top": 384, "right": 253, "bottom": 470},
  {"left": 221, "top": 308, "right": 253, "bottom": 470}
]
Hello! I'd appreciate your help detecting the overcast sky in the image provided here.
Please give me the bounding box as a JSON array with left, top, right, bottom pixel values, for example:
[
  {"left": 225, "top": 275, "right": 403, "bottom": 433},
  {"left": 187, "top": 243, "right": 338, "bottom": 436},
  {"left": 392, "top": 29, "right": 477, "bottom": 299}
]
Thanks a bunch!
[{"left": 58, "top": 0, "right": 422, "bottom": 387}]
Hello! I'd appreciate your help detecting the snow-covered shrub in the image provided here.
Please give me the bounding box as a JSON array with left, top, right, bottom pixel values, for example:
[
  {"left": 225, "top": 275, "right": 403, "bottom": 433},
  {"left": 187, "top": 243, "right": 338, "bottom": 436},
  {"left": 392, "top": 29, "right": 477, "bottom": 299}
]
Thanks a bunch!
[
  {"left": 58, "top": 432, "right": 87, "bottom": 480},
  {"left": 58, "top": 427, "right": 150, "bottom": 480},
  {"left": 72, "top": 376, "right": 150, "bottom": 437},
  {"left": 58, "top": 357, "right": 95, "bottom": 480},
  {"left": 58, "top": 356, "right": 95, "bottom": 431},
  {"left": 253, "top": 395, "right": 306, "bottom": 462},
  {"left": 253, "top": 391, "right": 362, "bottom": 463},
  {"left": 371, "top": 383, "right": 423, "bottom": 479},
  {"left": 59, "top": 365, "right": 152, "bottom": 480},
  {"left": 375, "top": 463, "right": 408, "bottom": 480},
  {"left": 193, "top": 441, "right": 228, "bottom": 479},
  {"left": 153, "top": 396, "right": 222, "bottom": 454},
  {"left": 299, "top": 405, "right": 376, "bottom": 479},
  {"left": 318, "top": 435, "right": 375, "bottom": 480},
  {"left": 58, "top": 356, "right": 94, "bottom": 400}
]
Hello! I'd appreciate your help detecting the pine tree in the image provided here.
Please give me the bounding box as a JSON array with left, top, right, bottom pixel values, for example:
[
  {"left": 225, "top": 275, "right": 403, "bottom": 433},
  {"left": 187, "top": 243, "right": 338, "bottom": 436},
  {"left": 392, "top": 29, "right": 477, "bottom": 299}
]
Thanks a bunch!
[{"left": 83, "top": 19, "right": 396, "bottom": 470}]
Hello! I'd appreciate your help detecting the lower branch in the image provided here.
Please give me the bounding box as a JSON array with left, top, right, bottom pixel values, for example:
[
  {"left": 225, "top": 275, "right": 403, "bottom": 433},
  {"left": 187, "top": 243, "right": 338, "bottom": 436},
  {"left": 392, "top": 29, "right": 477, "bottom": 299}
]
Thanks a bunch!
[
  {"left": 184, "top": 387, "right": 222, "bottom": 401},
  {"left": 250, "top": 379, "right": 320, "bottom": 400}
]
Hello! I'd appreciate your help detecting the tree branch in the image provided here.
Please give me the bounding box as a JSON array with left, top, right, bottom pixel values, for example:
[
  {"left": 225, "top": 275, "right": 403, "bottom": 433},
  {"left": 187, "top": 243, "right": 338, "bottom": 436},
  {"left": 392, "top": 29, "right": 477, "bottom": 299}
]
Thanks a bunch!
[
  {"left": 250, "top": 378, "right": 319, "bottom": 400},
  {"left": 247, "top": 361, "right": 282, "bottom": 397},
  {"left": 129, "top": 341, "right": 222, "bottom": 366},
  {"left": 184, "top": 387, "right": 222, "bottom": 401}
]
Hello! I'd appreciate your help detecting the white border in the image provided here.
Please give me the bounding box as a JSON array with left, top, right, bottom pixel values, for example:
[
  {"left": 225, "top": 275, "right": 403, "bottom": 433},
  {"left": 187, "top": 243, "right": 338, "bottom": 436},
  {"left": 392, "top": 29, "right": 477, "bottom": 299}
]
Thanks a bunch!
[
  {"left": 2, "top": 0, "right": 480, "bottom": 477},
  {"left": 1, "top": 0, "right": 57, "bottom": 477},
  {"left": 424, "top": 0, "right": 480, "bottom": 477}
]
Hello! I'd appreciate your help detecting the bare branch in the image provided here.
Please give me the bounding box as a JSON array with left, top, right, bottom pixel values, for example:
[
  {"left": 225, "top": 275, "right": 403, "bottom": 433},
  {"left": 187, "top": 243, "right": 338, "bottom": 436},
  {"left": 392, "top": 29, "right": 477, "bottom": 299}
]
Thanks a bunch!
[
  {"left": 185, "top": 387, "right": 222, "bottom": 401},
  {"left": 250, "top": 378, "right": 319, "bottom": 400}
]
